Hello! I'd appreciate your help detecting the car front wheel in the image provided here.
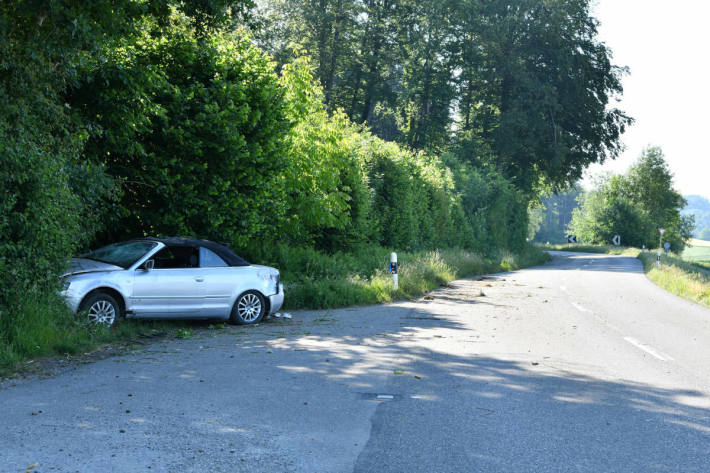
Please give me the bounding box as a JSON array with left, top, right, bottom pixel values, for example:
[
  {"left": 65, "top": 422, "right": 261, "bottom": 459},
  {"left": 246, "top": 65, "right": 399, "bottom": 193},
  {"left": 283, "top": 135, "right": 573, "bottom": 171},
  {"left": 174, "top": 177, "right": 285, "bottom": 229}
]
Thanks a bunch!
[
  {"left": 230, "top": 291, "right": 266, "bottom": 325},
  {"left": 80, "top": 292, "right": 122, "bottom": 328}
]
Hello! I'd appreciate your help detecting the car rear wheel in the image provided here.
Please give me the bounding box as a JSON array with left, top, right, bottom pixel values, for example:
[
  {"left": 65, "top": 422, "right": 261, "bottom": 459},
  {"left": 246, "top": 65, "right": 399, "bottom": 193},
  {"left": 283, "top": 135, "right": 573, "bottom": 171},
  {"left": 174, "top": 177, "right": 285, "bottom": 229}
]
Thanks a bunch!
[
  {"left": 230, "top": 291, "right": 266, "bottom": 325},
  {"left": 80, "top": 292, "right": 122, "bottom": 328}
]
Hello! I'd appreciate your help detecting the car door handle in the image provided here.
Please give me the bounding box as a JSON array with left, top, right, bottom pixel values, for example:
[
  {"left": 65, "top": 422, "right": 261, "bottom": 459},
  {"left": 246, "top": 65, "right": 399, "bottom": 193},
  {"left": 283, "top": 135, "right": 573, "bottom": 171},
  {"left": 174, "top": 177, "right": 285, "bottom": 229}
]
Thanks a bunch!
[{"left": 195, "top": 278, "right": 205, "bottom": 282}]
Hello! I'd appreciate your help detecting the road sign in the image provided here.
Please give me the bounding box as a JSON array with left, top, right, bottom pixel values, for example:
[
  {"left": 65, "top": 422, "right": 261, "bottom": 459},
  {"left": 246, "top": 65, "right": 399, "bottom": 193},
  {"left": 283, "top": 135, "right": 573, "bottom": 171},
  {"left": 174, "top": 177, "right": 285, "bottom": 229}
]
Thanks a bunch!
[
  {"left": 658, "top": 228, "right": 666, "bottom": 235},
  {"left": 567, "top": 235, "right": 577, "bottom": 244},
  {"left": 612, "top": 235, "right": 621, "bottom": 246}
]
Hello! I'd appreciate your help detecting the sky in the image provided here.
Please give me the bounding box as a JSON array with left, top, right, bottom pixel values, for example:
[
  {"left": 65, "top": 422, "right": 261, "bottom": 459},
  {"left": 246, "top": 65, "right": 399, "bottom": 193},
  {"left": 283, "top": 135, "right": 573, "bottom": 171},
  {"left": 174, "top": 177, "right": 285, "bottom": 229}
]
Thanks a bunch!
[{"left": 583, "top": 0, "right": 710, "bottom": 200}]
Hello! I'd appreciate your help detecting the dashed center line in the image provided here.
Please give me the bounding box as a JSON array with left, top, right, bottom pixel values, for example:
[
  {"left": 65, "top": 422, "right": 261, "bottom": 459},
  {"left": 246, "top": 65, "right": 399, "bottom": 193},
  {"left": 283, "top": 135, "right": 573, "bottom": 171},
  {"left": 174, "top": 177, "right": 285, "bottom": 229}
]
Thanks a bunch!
[
  {"left": 561, "top": 286, "right": 675, "bottom": 364},
  {"left": 623, "top": 337, "right": 674, "bottom": 361}
]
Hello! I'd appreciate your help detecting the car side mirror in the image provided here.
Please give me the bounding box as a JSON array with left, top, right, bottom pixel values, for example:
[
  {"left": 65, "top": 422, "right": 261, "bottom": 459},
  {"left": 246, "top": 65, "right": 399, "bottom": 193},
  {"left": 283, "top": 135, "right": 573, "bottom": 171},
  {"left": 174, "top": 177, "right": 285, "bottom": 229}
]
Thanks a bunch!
[{"left": 142, "top": 259, "right": 155, "bottom": 271}]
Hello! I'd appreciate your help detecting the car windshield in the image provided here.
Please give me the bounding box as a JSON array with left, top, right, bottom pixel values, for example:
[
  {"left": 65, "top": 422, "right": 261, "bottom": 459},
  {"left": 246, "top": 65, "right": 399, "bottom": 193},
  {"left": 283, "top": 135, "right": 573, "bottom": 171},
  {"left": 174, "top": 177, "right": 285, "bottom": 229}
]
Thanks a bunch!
[{"left": 80, "top": 241, "right": 157, "bottom": 269}]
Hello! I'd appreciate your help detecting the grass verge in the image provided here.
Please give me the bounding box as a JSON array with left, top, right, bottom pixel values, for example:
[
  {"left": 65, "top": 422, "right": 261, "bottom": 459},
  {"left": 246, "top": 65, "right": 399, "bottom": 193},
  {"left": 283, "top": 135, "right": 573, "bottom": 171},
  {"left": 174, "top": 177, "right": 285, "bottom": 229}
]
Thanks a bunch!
[
  {"left": 638, "top": 253, "right": 710, "bottom": 308},
  {"left": 1, "top": 244, "right": 549, "bottom": 375},
  {"left": 541, "top": 244, "right": 710, "bottom": 310},
  {"left": 275, "top": 243, "right": 550, "bottom": 310},
  {"left": 0, "top": 289, "right": 203, "bottom": 377}
]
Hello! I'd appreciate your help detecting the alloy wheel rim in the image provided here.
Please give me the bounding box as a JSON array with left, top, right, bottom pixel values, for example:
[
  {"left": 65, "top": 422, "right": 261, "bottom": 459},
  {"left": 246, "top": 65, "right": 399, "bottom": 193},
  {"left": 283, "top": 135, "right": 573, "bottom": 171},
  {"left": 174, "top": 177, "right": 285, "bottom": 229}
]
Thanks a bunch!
[
  {"left": 88, "top": 300, "right": 116, "bottom": 326},
  {"left": 237, "top": 293, "right": 262, "bottom": 322}
]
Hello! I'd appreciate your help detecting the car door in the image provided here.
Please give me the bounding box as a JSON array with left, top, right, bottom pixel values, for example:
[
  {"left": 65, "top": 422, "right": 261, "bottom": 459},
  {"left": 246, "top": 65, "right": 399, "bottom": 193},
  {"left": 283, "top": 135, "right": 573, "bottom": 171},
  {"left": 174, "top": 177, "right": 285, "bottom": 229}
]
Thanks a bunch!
[
  {"left": 131, "top": 245, "right": 205, "bottom": 317},
  {"left": 198, "top": 246, "right": 247, "bottom": 318}
]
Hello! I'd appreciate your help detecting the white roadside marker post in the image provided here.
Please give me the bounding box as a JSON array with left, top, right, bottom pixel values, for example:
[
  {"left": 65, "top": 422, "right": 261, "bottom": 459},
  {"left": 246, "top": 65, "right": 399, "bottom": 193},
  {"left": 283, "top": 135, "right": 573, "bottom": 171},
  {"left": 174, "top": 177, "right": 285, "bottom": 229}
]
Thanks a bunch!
[
  {"left": 390, "top": 252, "right": 399, "bottom": 290},
  {"left": 657, "top": 228, "right": 665, "bottom": 268}
]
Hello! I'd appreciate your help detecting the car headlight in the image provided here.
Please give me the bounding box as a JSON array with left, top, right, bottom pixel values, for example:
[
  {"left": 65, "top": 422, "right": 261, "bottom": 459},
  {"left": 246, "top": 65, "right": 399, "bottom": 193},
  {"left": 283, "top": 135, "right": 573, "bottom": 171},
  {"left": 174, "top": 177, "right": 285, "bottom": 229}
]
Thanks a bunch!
[
  {"left": 61, "top": 280, "right": 71, "bottom": 292},
  {"left": 258, "top": 270, "right": 280, "bottom": 283}
]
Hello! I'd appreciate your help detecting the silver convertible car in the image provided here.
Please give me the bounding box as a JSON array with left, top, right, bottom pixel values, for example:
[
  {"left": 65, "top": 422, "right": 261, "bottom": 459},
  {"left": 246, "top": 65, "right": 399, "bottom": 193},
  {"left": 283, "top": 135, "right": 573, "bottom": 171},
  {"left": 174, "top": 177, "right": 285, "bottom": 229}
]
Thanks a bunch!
[{"left": 61, "top": 237, "right": 284, "bottom": 327}]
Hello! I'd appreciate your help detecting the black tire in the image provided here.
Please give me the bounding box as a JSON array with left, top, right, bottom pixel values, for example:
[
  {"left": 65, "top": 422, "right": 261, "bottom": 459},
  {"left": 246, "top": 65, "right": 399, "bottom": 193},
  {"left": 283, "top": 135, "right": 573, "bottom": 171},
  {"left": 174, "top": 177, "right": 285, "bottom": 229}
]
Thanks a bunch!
[
  {"left": 80, "top": 292, "right": 122, "bottom": 328},
  {"left": 229, "top": 290, "right": 266, "bottom": 325}
]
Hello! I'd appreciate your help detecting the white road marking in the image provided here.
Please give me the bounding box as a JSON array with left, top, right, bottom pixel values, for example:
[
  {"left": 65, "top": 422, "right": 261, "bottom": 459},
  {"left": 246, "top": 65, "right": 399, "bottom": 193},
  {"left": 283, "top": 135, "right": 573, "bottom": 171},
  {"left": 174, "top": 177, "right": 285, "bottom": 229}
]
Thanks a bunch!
[
  {"left": 623, "top": 337, "right": 674, "bottom": 361},
  {"left": 571, "top": 302, "right": 592, "bottom": 313}
]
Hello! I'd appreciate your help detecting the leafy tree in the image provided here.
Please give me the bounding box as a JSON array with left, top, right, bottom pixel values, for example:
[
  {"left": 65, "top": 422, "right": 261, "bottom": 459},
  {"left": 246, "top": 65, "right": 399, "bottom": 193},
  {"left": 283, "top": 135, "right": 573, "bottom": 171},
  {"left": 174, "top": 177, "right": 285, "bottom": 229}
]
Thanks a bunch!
[
  {"left": 0, "top": 0, "right": 148, "bottom": 311},
  {"left": 71, "top": 16, "right": 289, "bottom": 248},
  {"left": 569, "top": 147, "right": 694, "bottom": 250},
  {"left": 532, "top": 187, "right": 582, "bottom": 243},
  {"left": 569, "top": 187, "right": 654, "bottom": 247},
  {"left": 276, "top": 55, "right": 371, "bottom": 249},
  {"left": 255, "top": 0, "right": 631, "bottom": 194}
]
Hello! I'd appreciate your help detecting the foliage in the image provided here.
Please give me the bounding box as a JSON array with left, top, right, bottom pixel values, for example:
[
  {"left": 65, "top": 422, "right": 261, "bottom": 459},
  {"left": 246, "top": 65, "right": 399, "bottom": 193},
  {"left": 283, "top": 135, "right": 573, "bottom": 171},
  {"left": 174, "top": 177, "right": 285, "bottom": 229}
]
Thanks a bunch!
[
  {"left": 276, "top": 56, "right": 371, "bottom": 248},
  {"left": 72, "top": 17, "right": 290, "bottom": 248},
  {"left": 569, "top": 147, "right": 693, "bottom": 251},
  {"left": 255, "top": 0, "right": 632, "bottom": 194},
  {"left": 268, "top": 56, "right": 529, "bottom": 254},
  {"left": 531, "top": 187, "right": 582, "bottom": 243},
  {"left": 0, "top": 0, "right": 135, "bottom": 334}
]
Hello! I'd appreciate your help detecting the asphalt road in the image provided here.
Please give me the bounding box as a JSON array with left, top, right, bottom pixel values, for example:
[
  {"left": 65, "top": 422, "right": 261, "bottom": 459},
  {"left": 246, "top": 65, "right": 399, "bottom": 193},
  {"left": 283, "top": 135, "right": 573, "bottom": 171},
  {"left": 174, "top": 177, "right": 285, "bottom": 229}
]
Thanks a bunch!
[{"left": 2, "top": 251, "right": 710, "bottom": 472}]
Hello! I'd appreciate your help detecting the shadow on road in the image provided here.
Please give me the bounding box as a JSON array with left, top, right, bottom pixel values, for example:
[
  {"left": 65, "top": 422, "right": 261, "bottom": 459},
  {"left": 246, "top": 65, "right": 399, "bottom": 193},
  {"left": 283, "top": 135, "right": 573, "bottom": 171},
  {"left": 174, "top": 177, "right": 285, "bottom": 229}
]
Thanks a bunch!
[{"left": 255, "top": 298, "right": 709, "bottom": 472}]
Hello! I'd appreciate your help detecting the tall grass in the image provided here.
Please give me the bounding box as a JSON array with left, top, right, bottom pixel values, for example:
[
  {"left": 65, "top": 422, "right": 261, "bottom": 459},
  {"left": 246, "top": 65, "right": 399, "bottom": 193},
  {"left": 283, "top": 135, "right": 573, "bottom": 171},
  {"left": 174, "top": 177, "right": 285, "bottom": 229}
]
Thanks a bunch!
[
  {"left": 0, "top": 290, "right": 100, "bottom": 372},
  {"left": 0, "top": 291, "right": 196, "bottom": 377},
  {"left": 638, "top": 253, "right": 710, "bottom": 308},
  {"left": 276, "top": 244, "right": 549, "bottom": 310}
]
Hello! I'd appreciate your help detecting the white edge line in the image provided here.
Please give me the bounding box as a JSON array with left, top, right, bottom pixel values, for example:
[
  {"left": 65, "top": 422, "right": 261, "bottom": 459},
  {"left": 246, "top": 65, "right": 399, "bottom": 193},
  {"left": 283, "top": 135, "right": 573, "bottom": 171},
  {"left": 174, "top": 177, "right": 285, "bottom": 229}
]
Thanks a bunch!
[{"left": 623, "top": 337, "right": 674, "bottom": 361}]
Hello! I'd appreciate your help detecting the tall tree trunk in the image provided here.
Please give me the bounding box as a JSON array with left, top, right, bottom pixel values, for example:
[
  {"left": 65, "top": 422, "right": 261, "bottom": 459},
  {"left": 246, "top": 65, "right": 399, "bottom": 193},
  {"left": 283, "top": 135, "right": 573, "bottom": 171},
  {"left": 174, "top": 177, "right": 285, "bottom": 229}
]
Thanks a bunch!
[
  {"left": 316, "top": 0, "right": 331, "bottom": 88},
  {"left": 323, "top": 0, "right": 343, "bottom": 108}
]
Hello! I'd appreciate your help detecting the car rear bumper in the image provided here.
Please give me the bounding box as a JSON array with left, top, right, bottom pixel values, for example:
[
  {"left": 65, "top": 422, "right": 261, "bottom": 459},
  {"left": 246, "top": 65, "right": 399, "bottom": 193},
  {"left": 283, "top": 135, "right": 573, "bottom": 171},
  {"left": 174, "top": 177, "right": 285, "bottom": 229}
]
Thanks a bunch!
[{"left": 268, "top": 284, "right": 284, "bottom": 314}]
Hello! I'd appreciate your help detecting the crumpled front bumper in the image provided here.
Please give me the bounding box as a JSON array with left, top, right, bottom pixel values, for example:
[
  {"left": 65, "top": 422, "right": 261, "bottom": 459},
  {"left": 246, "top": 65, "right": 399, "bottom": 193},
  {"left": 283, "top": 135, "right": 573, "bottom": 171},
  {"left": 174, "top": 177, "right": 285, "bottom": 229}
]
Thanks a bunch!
[
  {"left": 60, "top": 289, "right": 83, "bottom": 313},
  {"left": 268, "top": 283, "right": 284, "bottom": 314}
]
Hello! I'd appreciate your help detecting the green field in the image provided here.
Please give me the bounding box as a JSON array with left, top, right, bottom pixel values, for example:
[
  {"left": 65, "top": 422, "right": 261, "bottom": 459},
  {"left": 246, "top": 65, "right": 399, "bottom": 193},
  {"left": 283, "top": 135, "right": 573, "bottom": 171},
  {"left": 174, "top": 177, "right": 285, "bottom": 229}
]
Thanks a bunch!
[{"left": 682, "top": 239, "right": 710, "bottom": 270}]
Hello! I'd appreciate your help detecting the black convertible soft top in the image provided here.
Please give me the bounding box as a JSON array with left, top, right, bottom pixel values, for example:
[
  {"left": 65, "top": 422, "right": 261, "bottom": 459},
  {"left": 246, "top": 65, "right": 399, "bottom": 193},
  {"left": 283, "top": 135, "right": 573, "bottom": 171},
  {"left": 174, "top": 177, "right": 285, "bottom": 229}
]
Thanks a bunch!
[{"left": 142, "top": 237, "right": 250, "bottom": 267}]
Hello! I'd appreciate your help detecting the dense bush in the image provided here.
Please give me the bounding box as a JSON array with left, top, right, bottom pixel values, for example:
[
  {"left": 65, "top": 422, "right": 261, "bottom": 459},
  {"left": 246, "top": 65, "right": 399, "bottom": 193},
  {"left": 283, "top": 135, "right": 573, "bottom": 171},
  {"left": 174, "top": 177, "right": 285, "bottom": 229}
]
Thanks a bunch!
[
  {"left": 0, "top": 1, "right": 134, "bottom": 360},
  {"left": 267, "top": 56, "right": 529, "bottom": 254},
  {"left": 72, "top": 18, "right": 290, "bottom": 248}
]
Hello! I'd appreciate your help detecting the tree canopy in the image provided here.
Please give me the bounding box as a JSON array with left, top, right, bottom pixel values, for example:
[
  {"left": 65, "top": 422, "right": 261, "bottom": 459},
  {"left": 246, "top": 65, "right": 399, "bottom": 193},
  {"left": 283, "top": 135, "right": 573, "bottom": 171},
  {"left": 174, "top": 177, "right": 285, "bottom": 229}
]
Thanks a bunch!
[{"left": 255, "top": 0, "right": 631, "bottom": 194}]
